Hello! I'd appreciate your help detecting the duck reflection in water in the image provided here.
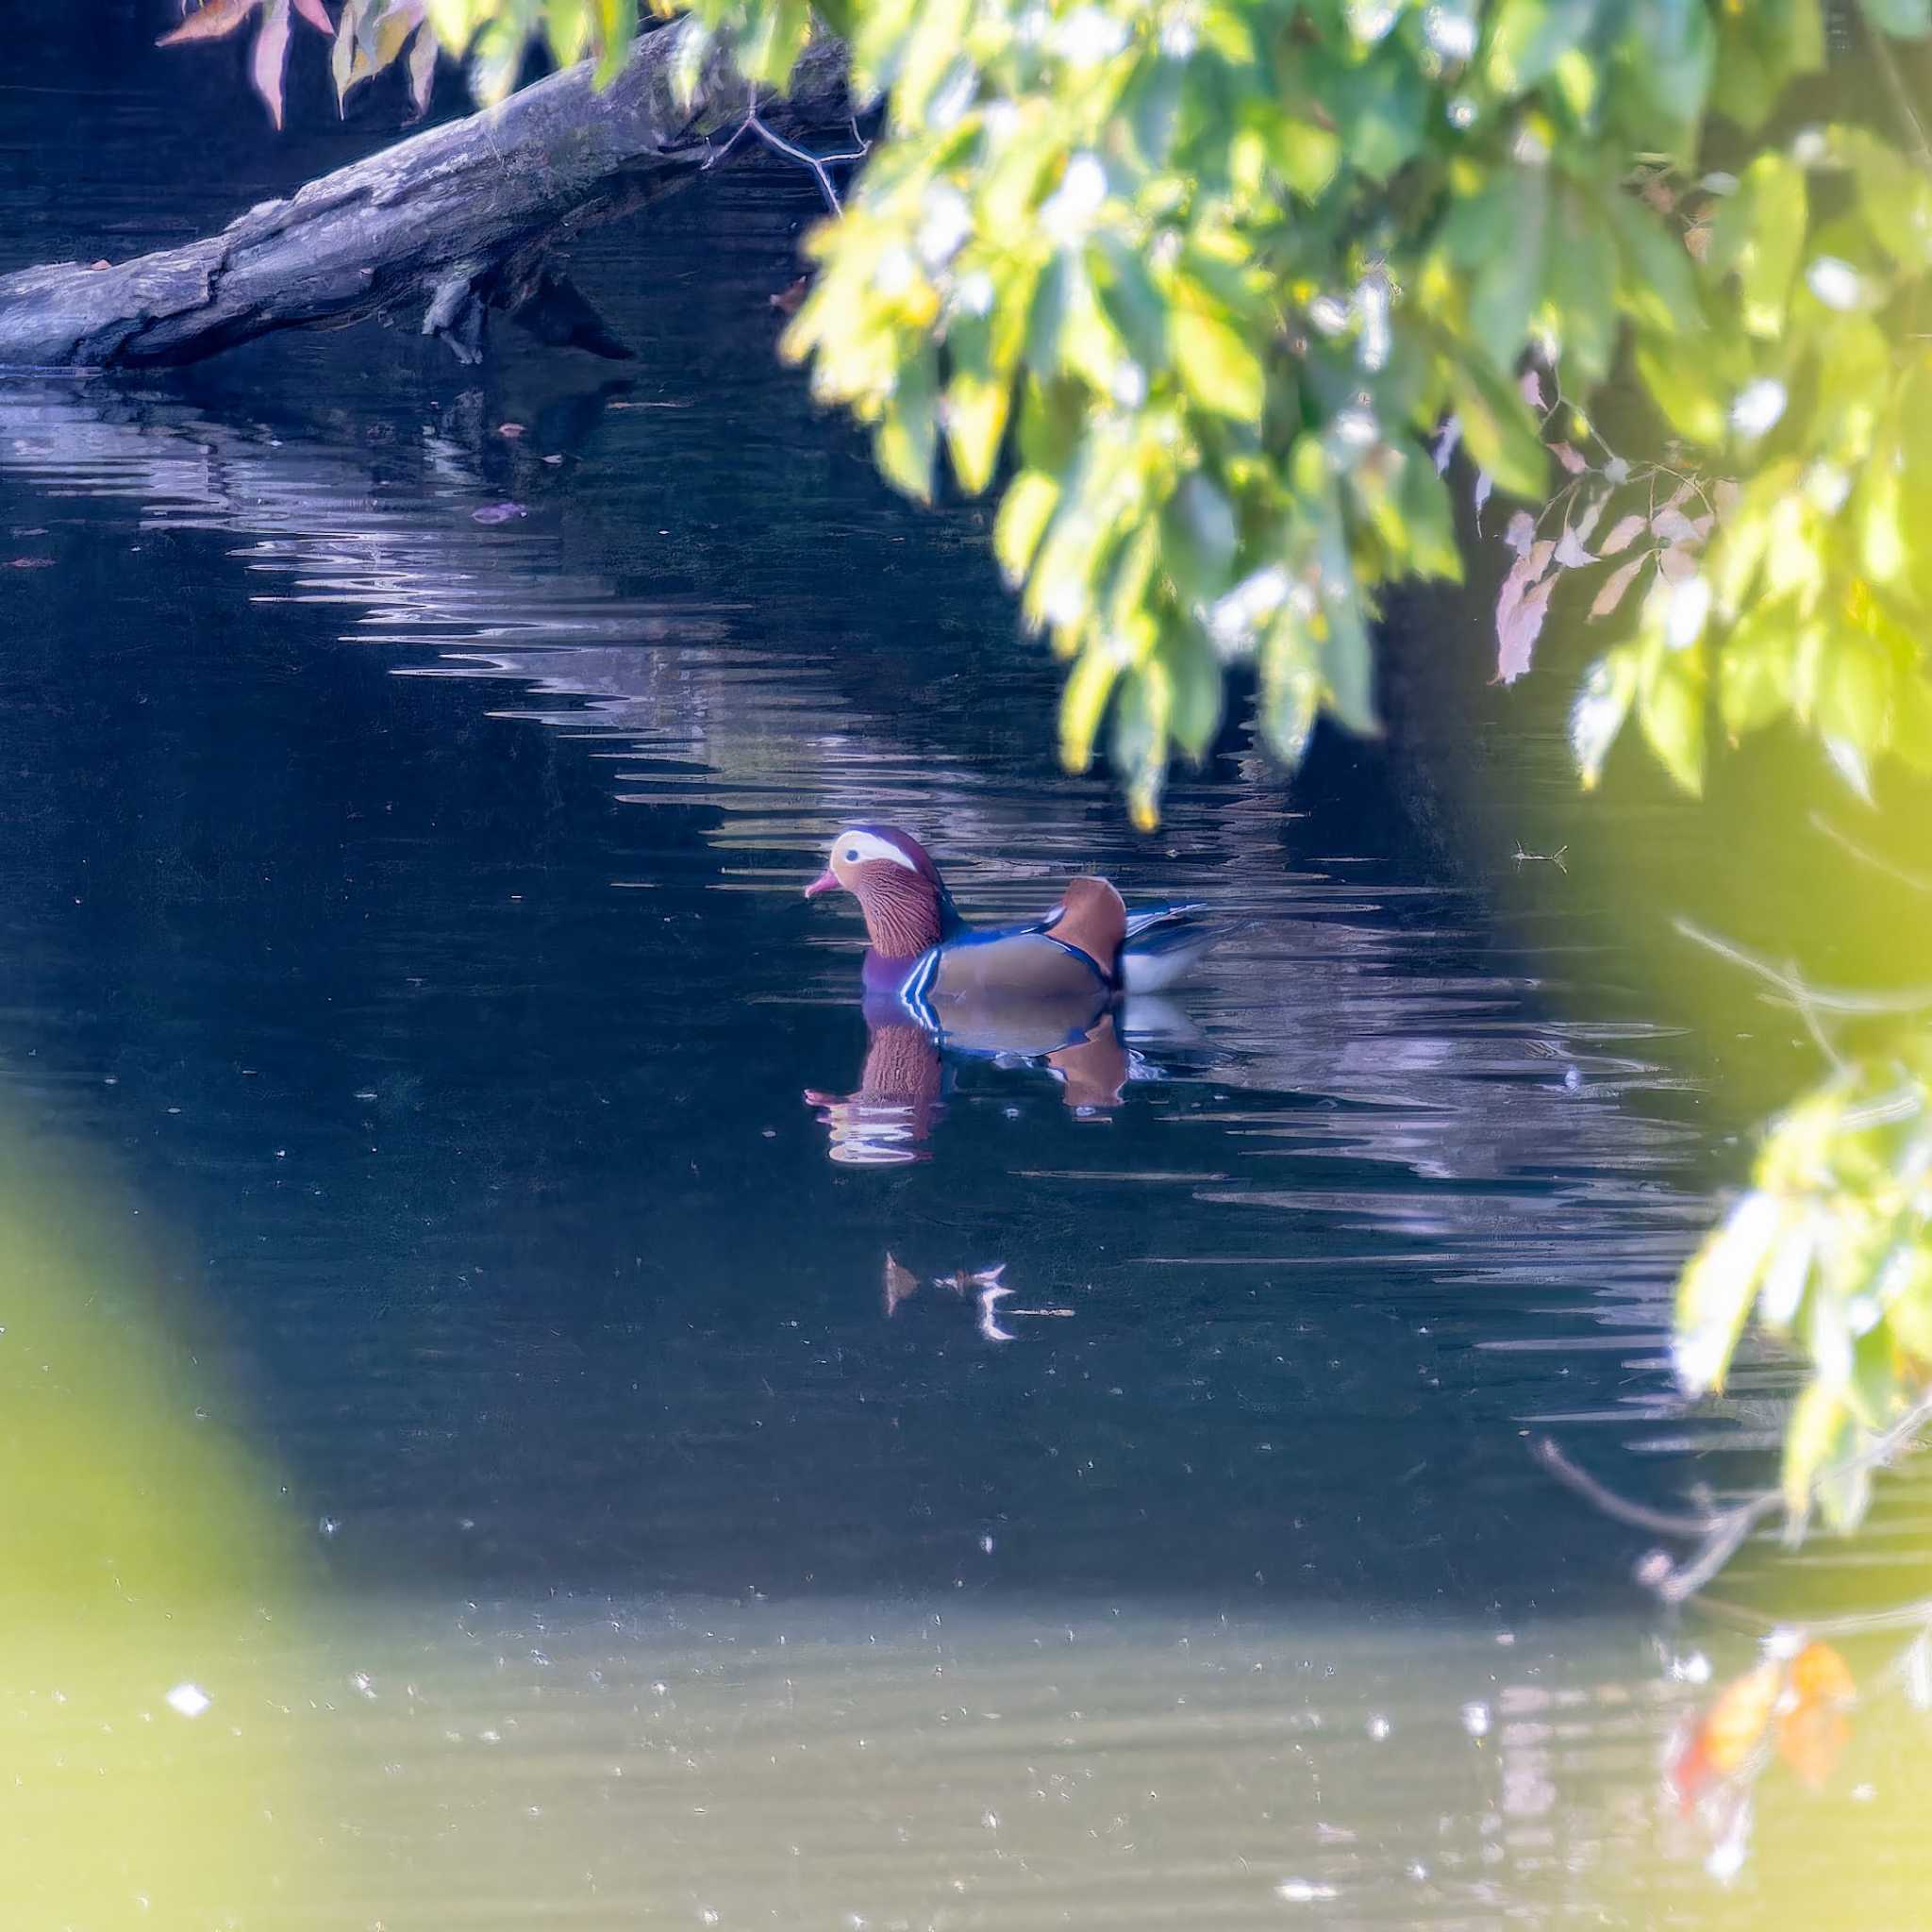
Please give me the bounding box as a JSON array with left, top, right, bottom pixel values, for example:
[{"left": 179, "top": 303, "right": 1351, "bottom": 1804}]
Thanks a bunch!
[{"left": 803, "top": 825, "right": 1224, "bottom": 1163}]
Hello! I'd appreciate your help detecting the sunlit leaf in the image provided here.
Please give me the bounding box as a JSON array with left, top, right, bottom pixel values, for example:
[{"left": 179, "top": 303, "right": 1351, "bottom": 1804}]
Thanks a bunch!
[
  {"left": 157, "top": 0, "right": 260, "bottom": 46},
  {"left": 1172, "top": 310, "right": 1265, "bottom": 421},
  {"left": 250, "top": 0, "right": 293, "bottom": 126}
]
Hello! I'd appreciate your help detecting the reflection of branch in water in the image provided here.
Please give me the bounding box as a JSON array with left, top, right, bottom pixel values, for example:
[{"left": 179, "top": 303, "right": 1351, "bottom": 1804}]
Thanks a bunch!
[
  {"left": 1674, "top": 918, "right": 1932, "bottom": 1020},
  {"left": 1808, "top": 811, "right": 1932, "bottom": 896},
  {"left": 1537, "top": 1383, "right": 1932, "bottom": 1604},
  {"left": 1532, "top": 1438, "right": 1782, "bottom": 1604}
]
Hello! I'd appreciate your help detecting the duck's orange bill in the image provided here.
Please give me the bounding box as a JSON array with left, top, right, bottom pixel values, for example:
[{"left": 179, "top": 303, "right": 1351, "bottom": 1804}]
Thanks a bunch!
[{"left": 805, "top": 870, "right": 840, "bottom": 898}]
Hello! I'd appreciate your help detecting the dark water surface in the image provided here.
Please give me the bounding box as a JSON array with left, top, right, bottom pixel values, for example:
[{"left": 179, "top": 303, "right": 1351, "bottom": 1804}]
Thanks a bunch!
[{"left": 2, "top": 23, "right": 1927, "bottom": 1929}]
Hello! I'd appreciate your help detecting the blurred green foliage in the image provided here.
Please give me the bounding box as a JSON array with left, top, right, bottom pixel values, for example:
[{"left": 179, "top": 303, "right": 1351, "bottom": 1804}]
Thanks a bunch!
[
  {"left": 0, "top": 1128, "right": 311, "bottom": 1924},
  {"left": 178, "top": 0, "right": 1932, "bottom": 1562}
]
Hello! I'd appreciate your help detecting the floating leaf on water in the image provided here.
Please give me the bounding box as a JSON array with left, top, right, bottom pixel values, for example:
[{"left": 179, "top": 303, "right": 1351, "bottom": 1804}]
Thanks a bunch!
[
  {"left": 883, "top": 1252, "right": 918, "bottom": 1315},
  {"left": 496, "top": 422, "right": 525, "bottom": 439},
  {"left": 470, "top": 502, "right": 527, "bottom": 524}
]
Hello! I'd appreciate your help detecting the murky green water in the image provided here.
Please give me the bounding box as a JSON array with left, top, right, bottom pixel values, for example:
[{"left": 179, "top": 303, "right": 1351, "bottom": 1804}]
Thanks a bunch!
[{"left": 2, "top": 19, "right": 1928, "bottom": 1927}]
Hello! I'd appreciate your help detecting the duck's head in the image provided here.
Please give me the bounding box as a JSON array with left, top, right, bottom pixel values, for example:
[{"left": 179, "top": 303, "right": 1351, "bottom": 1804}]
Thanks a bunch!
[
  {"left": 1044, "top": 874, "right": 1128, "bottom": 978},
  {"left": 805, "top": 825, "right": 958, "bottom": 959}
]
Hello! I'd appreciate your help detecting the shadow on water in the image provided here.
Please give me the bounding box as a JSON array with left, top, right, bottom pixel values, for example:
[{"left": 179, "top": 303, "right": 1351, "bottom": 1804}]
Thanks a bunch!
[{"left": 4, "top": 53, "right": 1929, "bottom": 1920}]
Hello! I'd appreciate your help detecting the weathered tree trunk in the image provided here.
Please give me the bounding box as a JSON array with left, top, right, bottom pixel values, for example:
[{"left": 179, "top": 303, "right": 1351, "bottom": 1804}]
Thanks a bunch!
[{"left": 0, "top": 21, "right": 848, "bottom": 371}]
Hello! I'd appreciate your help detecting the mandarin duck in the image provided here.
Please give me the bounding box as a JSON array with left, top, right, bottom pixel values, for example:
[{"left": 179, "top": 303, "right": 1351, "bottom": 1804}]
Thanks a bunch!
[{"left": 803, "top": 825, "right": 1224, "bottom": 1024}]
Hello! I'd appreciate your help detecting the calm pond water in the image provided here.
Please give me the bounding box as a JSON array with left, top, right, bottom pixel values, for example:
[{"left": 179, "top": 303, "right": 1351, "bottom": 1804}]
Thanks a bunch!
[{"left": 2, "top": 18, "right": 1929, "bottom": 1929}]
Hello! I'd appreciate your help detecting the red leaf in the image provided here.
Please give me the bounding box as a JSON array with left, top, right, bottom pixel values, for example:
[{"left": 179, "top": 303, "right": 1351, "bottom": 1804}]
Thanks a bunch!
[
  {"left": 157, "top": 0, "right": 260, "bottom": 46},
  {"left": 1657, "top": 544, "right": 1698, "bottom": 583},
  {"left": 292, "top": 0, "right": 332, "bottom": 28},
  {"left": 1599, "top": 513, "right": 1647, "bottom": 557},
  {"left": 1590, "top": 553, "right": 1648, "bottom": 619},
  {"left": 1519, "top": 368, "right": 1546, "bottom": 412},
  {"left": 1503, "top": 509, "right": 1536, "bottom": 556},
  {"left": 1652, "top": 506, "right": 1701, "bottom": 544},
  {"left": 1551, "top": 441, "right": 1590, "bottom": 475},
  {"left": 250, "top": 0, "right": 292, "bottom": 128}
]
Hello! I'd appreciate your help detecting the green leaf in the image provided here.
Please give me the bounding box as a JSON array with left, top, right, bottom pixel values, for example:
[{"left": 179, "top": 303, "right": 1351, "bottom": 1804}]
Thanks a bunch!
[
  {"left": 1485, "top": 0, "right": 1596, "bottom": 94},
  {"left": 1618, "top": 0, "right": 1717, "bottom": 153},
  {"left": 993, "top": 470, "right": 1061, "bottom": 584},
  {"left": 1817, "top": 636, "right": 1893, "bottom": 756},
  {"left": 1598, "top": 186, "right": 1701, "bottom": 330},
  {"left": 1676, "top": 1193, "right": 1781, "bottom": 1393},
  {"left": 1446, "top": 358, "right": 1546, "bottom": 498},
  {"left": 1719, "top": 605, "right": 1800, "bottom": 736},
  {"left": 1259, "top": 610, "right": 1321, "bottom": 766},
  {"left": 1709, "top": 152, "right": 1807, "bottom": 337},
  {"left": 1860, "top": 0, "right": 1932, "bottom": 36},
  {"left": 1164, "top": 625, "right": 1224, "bottom": 758},
  {"left": 1543, "top": 194, "right": 1618, "bottom": 383},
  {"left": 1172, "top": 309, "right": 1266, "bottom": 421},
  {"left": 1783, "top": 1380, "right": 1851, "bottom": 1525},
  {"left": 875, "top": 345, "right": 939, "bottom": 501},
  {"left": 1112, "top": 661, "right": 1171, "bottom": 830},
  {"left": 1261, "top": 116, "right": 1340, "bottom": 201},
  {"left": 1059, "top": 645, "right": 1120, "bottom": 772},
  {"left": 1016, "top": 375, "right": 1085, "bottom": 473},
  {"left": 1571, "top": 646, "right": 1640, "bottom": 788},
  {"left": 1089, "top": 236, "right": 1169, "bottom": 373},
  {"left": 1160, "top": 472, "right": 1239, "bottom": 603},
  {"left": 945, "top": 372, "right": 1010, "bottom": 495},
  {"left": 1468, "top": 167, "right": 1551, "bottom": 370},
  {"left": 1637, "top": 635, "right": 1708, "bottom": 793}
]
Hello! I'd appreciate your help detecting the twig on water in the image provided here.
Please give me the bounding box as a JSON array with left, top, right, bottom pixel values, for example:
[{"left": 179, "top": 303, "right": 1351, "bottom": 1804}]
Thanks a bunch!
[{"left": 1513, "top": 842, "right": 1569, "bottom": 873}]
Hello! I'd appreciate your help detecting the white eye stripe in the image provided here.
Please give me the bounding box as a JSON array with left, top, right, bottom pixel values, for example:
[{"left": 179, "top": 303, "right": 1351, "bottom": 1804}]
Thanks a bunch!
[{"left": 834, "top": 830, "right": 921, "bottom": 874}]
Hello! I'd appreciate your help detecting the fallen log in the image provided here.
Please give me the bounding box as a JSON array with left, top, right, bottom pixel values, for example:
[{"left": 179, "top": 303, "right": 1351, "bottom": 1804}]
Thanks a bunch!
[{"left": 0, "top": 20, "right": 848, "bottom": 371}]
